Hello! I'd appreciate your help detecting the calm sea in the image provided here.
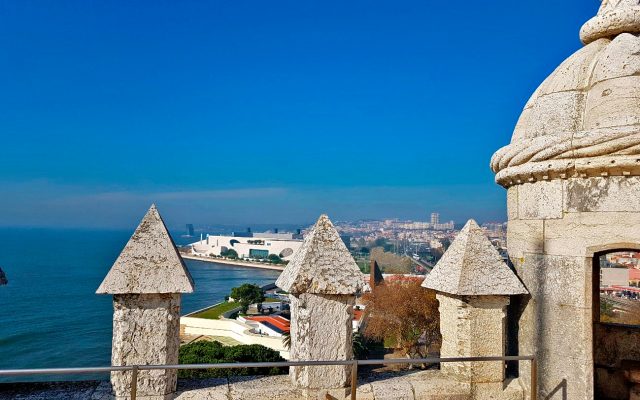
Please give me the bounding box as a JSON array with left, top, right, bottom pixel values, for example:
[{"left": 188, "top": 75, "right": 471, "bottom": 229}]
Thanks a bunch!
[{"left": 0, "top": 228, "right": 281, "bottom": 381}]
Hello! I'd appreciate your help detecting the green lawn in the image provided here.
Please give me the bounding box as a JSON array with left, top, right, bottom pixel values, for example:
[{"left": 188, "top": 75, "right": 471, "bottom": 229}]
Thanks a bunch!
[
  {"left": 263, "top": 298, "right": 282, "bottom": 303},
  {"left": 191, "top": 302, "right": 241, "bottom": 320}
]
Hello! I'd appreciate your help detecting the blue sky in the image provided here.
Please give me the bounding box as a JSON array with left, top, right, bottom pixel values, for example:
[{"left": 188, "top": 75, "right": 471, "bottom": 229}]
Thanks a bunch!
[{"left": 0, "top": 1, "right": 598, "bottom": 229}]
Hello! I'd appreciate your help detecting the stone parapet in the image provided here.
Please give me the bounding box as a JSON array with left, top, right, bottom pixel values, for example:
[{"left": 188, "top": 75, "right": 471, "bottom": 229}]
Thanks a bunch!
[{"left": 0, "top": 371, "right": 525, "bottom": 400}]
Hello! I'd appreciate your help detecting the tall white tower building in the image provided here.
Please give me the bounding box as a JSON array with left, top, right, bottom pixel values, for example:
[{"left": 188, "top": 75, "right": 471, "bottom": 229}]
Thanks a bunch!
[{"left": 430, "top": 212, "right": 440, "bottom": 226}]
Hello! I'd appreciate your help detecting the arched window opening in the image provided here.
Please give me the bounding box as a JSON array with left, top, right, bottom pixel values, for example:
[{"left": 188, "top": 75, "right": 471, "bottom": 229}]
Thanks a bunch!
[{"left": 595, "top": 250, "right": 640, "bottom": 327}]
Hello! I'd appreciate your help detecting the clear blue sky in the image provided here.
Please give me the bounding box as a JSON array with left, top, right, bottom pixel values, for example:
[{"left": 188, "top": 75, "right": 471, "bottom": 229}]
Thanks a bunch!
[{"left": 0, "top": 1, "right": 598, "bottom": 229}]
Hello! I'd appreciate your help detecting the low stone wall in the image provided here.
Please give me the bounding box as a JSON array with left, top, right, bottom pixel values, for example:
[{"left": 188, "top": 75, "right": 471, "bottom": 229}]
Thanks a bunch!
[
  {"left": 180, "top": 316, "right": 289, "bottom": 358},
  {"left": 0, "top": 371, "right": 526, "bottom": 400}
]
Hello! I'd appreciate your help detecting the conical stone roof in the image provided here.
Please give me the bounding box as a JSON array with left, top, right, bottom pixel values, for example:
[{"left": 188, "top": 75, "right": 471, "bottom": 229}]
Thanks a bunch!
[
  {"left": 276, "top": 214, "right": 363, "bottom": 295},
  {"left": 422, "top": 220, "right": 527, "bottom": 296},
  {"left": 97, "top": 204, "right": 194, "bottom": 294}
]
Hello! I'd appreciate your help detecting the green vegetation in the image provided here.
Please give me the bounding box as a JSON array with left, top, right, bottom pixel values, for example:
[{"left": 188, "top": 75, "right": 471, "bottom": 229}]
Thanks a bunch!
[
  {"left": 263, "top": 297, "right": 281, "bottom": 303},
  {"left": 191, "top": 302, "right": 241, "bottom": 320},
  {"left": 352, "top": 332, "right": 370, "bottom": 359},
  {"left": 220, "top": 249, "right": 239, "bottom": 259},
  {"left": 230, "top": 283, "right": 265, "bottom": 313},
  {"left": 179, "top": 341, "right": 286, "bottom": 378}
]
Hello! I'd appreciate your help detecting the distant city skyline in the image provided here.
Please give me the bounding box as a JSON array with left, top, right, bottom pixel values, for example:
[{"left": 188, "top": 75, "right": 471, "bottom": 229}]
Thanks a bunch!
[{"left": 0, "top": 1, "right": 597, "bottom": 229}]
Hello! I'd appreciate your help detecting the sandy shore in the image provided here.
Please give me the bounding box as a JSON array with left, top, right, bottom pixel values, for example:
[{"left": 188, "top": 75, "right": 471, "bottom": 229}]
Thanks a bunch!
[{"left": 181, "top": 254, "right": 286, "bottom": 271}]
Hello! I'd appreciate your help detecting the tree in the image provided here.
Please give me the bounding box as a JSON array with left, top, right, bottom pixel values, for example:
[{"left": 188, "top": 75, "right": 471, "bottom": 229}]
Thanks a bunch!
[
  {"left": 362, "top": 276, "right": 440, "bottom": 359},
  {"left": 370, "top": 247, "right": 414, "bottom": 274},
  {"left": 179, "top": 341, "right": 286, "bottom": 378},
  {"left": 221, "top": 249, "right": 238, "bottom": 259},
  {"left": 230, "top": 283, "right": 265, "bottom": 313},
  {"left": 268, "top": 254, "right": 283, "bottom": 264}
]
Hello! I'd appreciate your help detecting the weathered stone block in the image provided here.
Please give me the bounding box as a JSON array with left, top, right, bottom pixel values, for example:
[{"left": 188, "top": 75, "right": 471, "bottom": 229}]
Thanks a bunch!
[
  {"left": 110, "top": 294, "right": 181, "bottom": 399},
  {"left": 370, "top": 375, "right": 414, "bottom": 400},
  {"left": 590, "top": 33, "right": 640, "bottom": 84},
  {"left": 506, "top": 187, "right": 518, "bottom": 220},
  {"left": 543, "top": 211, "right": 640, "bottom": 257},
  {"left": 518, "top": 254, "right": 590, "bottom": 308},
  {"left": 437, "top": 295, "right": 510, "bottom": 384},
  {"left": 564, "top": 176, "right": 640, "bottom": 213},
  {"left": 228, "top": 375, "right": 305, "bottom": 400},
  {"left": 585, "top": 75, "right": 640, "bottom": 129},
  {"left": 289, "top": 293, "right": 354, "bottom": 389},
  {"left": 175, "top": 378, "right": 229, "bottom": 400},
  {"left": 536, "top": 351, "right": 593, "bottom": 400},
  {"left": 407, "top": 370, "right": 471, "bottom": 400},
  {"left": 506, "top": 220, "right": 543, "bottom": 261},
  {"left": 516, "top": 181, "right": 563, "bottom": 220}
]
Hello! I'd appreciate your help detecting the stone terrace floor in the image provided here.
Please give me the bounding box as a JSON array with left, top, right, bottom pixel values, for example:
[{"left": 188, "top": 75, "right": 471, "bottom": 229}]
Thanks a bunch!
[{"left": 0, "top": 371, "right": 525, "bottom": 400}]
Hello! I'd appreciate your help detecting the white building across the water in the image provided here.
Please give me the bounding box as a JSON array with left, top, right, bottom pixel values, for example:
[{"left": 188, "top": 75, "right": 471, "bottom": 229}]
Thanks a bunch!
[{"left": 190, "top": 230, "right": 303, "bottom": 261}]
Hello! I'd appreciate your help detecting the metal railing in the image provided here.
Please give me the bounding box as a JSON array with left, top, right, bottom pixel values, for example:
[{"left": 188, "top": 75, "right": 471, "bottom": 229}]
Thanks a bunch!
[{"left": 0, "top": 355, "right": 537, "bottom": 400}]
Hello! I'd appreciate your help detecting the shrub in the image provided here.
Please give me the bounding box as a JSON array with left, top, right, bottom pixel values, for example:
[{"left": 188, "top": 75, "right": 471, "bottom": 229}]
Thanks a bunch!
[
  {"left": 221, "top": 249, "right": 239, "bottom": 259},
  {"left": 178, "top": 341, "right": 286, "bottom": 378}
]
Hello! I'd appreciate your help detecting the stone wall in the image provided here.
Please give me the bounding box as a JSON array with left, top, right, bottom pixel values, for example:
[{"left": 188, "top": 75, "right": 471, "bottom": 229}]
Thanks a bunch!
[
  {"left": 111, "top": 294, "right": 180, "bottom": 399},
  {"left": 507, "top": 177, "right": 640, "bottom": 399},
  {"left": 438, "top": 294, "right": 509, "bottom": 383},
  {"left": 289, "top": 293, "right": 354, "bottom": 389}
]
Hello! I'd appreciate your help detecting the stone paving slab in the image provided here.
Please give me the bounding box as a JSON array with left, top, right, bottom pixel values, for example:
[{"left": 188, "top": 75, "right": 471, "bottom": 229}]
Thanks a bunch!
[{"left": 0, "top": 372, "right": 524, "bottom": 400}]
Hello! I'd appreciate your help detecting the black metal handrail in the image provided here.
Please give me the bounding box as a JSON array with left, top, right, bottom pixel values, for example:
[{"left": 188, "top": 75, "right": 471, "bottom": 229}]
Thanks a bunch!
[{"left": 0, "top": 355, "right": 537, "bottom": 400}]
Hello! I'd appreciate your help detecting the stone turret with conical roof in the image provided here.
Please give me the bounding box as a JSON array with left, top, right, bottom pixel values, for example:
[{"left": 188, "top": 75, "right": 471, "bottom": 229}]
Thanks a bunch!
[
  {"left": 491, "top": 1, "right": 640, "bottom": 397},
  {"left": 422, "top": 220, "right": 526, "bottom": 296},
  {"left": 276, "top": 214, "right": 363, "bottom": 390},
  {"left": 97, "top": 204, "right": 194, "bottom": 295},
  {"left": 98, "top": 205, "right": 194, "bottom": 400},
  {"left": 423, "top": 220, "right": 527, "bottom": 387}
]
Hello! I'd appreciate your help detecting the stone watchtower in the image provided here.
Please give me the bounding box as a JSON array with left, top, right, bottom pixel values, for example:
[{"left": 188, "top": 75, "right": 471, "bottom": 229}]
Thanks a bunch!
[
  {"left": 276, "top": 214, "right": 363, "bottom": 389},
  {"left": 491, "top": 1, "right": 640, "bottom": 398},
  {"left": 422, "top": 220, "right": 527, "bottom": 387},
  {"left": 97, "top": 205, "right": 194, "bottom": 399}
]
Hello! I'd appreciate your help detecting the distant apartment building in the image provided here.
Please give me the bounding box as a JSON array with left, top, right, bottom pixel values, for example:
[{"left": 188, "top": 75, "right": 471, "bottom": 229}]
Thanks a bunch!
[
  {"left": 601, "top": 267, "right": 629, "bottom": 288},
  {"left": 431, "top": 221, "right": 455, "bottom": 230},
  {"left": 190, "top": 231, "right": 303, "bottom": 261},
  {"left": 430, "top": 212, "right": 440, "bottom": 226}
]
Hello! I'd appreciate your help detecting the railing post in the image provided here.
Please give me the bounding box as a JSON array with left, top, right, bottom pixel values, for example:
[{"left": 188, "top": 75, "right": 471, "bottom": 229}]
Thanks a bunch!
[
  {"left": 530, "top": 357, "right": 537, "bottom": 400},
  {"left": 130, "top": 365, "right": 138, "bottom": 400},
  {"left": 350, "top": 360, "right": 358, "bottom": 400}
]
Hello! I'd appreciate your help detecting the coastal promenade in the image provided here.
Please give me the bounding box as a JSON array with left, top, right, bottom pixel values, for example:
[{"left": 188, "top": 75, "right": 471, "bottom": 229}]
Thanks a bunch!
[{"left": 181, "top": 254, "right": 285, "bottom": 271}]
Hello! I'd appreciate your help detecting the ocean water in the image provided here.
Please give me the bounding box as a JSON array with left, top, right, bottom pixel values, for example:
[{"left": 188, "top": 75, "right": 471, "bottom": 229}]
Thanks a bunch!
[{"left": 0, "top": 228, "right": 280, "bottom": 381}]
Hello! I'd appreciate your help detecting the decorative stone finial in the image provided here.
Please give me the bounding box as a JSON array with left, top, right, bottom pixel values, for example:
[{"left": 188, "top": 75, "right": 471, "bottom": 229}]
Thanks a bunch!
[
  {"left": 422, "top": 220, "right": 527, "bottom": 296},
  {"left": 276, "top": 214, "right": 363, "bottom": 295},
  {"left": 581, "top": 0, "right": 640, "bottom": 44},
  {"left": 97, "top": 204, "right": 194, "bottom": 294}
]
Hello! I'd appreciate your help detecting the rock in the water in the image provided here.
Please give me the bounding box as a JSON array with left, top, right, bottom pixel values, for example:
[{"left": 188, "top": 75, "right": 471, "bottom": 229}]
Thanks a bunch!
[{"left": 0, "top": 267, "right": 7, "bottom": 285}]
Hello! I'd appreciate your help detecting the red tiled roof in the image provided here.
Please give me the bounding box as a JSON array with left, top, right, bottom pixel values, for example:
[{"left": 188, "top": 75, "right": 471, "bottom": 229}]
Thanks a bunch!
[{"left": 245, "top": 316, "right": 290, "bottom": 333}]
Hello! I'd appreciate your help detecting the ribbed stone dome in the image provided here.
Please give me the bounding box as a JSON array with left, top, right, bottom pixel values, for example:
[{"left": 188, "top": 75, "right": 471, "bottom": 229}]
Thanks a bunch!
[{"left": 491, "top": 1, "right": 640, "bottom": 187}]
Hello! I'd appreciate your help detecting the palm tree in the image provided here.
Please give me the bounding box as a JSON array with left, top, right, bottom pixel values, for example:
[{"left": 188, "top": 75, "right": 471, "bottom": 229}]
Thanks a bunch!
[{"left": 282, "top": 331, "right": 291, "bottom": 350}]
